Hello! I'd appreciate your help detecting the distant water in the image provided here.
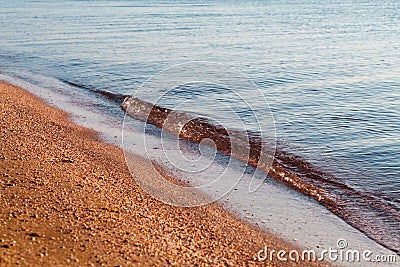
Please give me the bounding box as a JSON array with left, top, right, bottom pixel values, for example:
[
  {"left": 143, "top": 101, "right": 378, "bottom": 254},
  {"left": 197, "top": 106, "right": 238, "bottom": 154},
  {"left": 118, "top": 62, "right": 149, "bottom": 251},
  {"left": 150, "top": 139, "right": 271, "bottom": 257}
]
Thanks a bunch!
[{"left": 0, "top": 0, "right": 399, "bottom": 253}]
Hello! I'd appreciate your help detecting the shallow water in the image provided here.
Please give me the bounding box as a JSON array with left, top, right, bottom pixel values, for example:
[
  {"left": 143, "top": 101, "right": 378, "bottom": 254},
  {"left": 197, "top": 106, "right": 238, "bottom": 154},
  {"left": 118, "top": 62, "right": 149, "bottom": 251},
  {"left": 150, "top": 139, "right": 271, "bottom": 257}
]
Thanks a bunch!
[{"left": 0, "top": 0, "right": 399, "bottom": 254}]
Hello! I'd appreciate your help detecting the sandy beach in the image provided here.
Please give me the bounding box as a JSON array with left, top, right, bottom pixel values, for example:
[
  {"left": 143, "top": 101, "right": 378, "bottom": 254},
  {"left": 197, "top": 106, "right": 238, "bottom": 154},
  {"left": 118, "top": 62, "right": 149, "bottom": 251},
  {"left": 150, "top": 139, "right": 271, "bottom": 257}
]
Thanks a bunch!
[{"left": 0, "top": 82, "right": 329, "bottom": 266}]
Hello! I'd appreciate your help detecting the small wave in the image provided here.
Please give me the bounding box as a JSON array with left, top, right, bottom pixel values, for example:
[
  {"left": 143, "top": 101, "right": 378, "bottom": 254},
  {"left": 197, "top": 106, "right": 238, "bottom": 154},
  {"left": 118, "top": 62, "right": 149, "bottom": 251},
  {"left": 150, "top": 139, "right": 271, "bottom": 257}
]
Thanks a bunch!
[
  {"left": 60, "top": 79, "right": 129, "bottom": 104},
  {"left": 121, "top": 96, "right": 400, "bottom": 254}
]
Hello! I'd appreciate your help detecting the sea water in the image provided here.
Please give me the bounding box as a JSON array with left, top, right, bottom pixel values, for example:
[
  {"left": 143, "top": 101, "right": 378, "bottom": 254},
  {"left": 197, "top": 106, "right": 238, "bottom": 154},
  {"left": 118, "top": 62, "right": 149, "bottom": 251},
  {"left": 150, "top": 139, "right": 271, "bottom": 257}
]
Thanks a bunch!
[{"left": 0, "top": 0, "right": 399, "bottom": 261}]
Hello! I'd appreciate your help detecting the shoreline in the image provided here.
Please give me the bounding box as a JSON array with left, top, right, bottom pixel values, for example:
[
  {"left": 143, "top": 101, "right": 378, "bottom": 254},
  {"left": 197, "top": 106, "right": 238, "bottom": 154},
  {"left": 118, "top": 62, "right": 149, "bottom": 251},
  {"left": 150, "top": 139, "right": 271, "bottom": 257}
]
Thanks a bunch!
[
  {"left": 0, "top": 82, "right": 328, "bottom": 266},
  {"left": 1, "top": 72, "right": 397, "bottom": 258}
]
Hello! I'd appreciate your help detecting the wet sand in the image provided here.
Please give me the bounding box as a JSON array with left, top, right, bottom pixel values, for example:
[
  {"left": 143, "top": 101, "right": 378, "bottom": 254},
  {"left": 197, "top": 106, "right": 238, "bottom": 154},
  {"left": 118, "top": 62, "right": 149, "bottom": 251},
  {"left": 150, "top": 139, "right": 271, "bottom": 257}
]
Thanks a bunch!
[{"left": 0, "top": 82, "right": 329, "bottom": 266}]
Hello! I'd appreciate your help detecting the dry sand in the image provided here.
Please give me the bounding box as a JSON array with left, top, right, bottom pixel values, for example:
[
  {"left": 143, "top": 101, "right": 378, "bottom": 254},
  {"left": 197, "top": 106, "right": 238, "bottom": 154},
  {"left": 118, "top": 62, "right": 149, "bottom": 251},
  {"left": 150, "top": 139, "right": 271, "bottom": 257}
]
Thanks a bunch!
[{"left": 0, "top": 82, "right": 330, "bottom": 266}]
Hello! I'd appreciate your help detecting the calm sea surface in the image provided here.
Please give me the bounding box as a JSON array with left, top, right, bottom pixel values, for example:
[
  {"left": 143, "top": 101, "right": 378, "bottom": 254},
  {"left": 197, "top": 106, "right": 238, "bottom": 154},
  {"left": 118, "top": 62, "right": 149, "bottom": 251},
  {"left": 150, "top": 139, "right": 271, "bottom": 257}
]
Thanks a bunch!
[{"left": 0, "top": 0, "right": 399, "bottom": 253}]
